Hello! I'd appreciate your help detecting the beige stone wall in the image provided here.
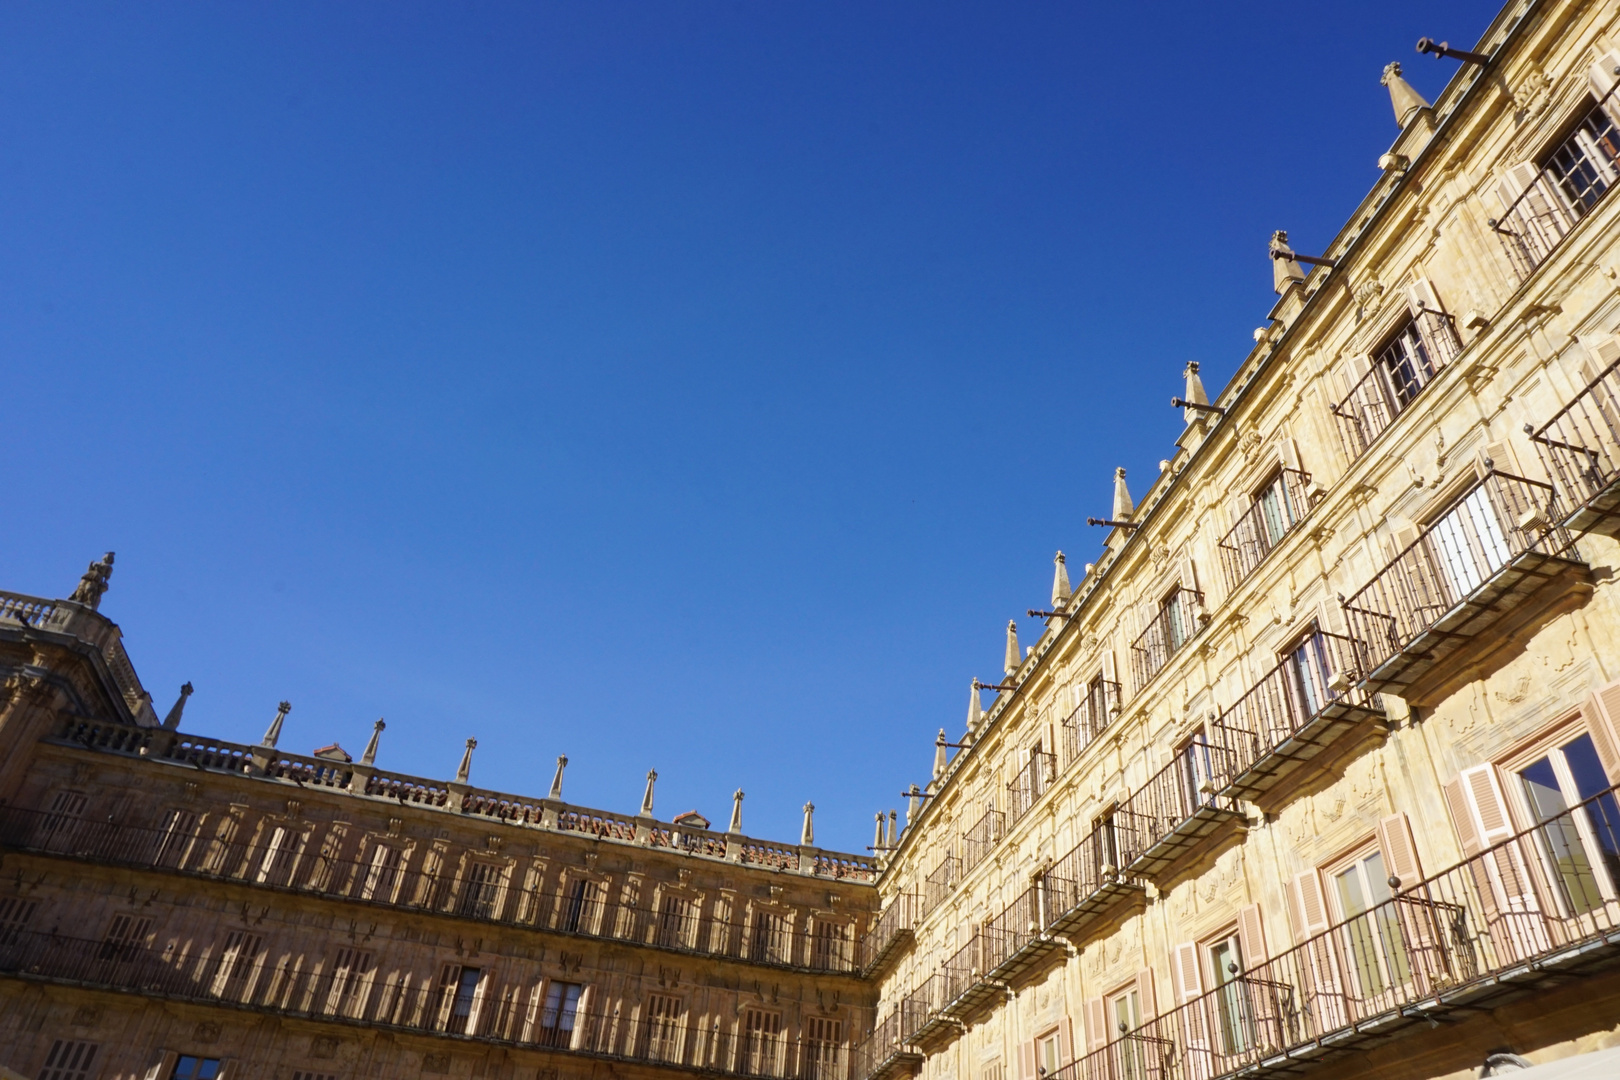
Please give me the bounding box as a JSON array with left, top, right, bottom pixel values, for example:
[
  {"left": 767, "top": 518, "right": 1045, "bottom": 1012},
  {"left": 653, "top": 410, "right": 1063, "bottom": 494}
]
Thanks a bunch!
[{"left": 870, "top": 3, "right": 1620, "bottom": 1080}]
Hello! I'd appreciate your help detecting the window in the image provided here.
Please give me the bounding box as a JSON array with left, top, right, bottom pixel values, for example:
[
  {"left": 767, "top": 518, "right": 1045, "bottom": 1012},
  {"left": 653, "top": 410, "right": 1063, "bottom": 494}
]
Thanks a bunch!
[
  {"left": 325, "top": 947, "right": 375, "bottom": 1018},
  {"left": 1515, "top": 732, "right": 1620, "bottom": 916},
  {"left": 459, "top": 861, "right": 502, "bottom": 919},
  {"left": 740, "top": 1008, "right": 782, "bottom": 1075},
  {"left": 169, "top": 1059, "right": 219, "bottom": 1080},
  {"left": 536, "top": 980, "right": 583, "bottom": 1047},
  {"left": 810, "top": 920, "right": 849, "bottom": 970},
  {"left": 438, "top": 965, "right": 484, "bottom": 1033},
  {"left": 292, "top": 1073, "right": 337, "bottom": 1080},
  {"left": 1106, "top": 986, "right": 1143, "bottom": 1080},
  {"left": 151, "top": 809, "right": 199, "bottom": 869},
  {"left": 982, "top": 1062, "right": 1004, "bottom": 1080},
  {"left": 1544, "top": 99, "right": 1620, "bottom": 215},
  {"left": 1329, "top": 848, "right": 1410, "bottom": 1000},
  {"left": 1176, "top": 730, "right": 1218, "bottom": 815},
  {"left": 361, "top": 842, "right": 403, "bottom": 902},
  {"left": 561, "top": 878, "right": 598, "bottom": 933},
  {"left": 1161, "top": 589, "right": 1191, "bottom": 652},
  {"left": 1282, "top": 627, "right": 1333, "bottom": 727},
  {"left": 1376, "top": 318, "right": 1438, "bottom": 410},
  {"left": 1087, "top": 675, "right": 1112, "bottom": 728},
  {"left": 656, "top": 894, "right": 692, "bottom": 949},
  {"left": 0, "top": 896, "right": 37, "bottom": 946},
  {"left": 36, "top": 1039, "right": 97, "bottom": 1080},
  {"left": 644, "top": 992, "right": 683, "bottom": 1062},
  {"left": 1035, "top": 1030, "right": 1061, "bottom": 1077},
  {"left": 256, "top": 825, "right": 299, "bottom": 886},
  {"left": 1252, "top": 472, "right": 1297, "bottom": 549},
  {"left": 749, "top": 909, "right": 788, "bottom": 963},
  {"left": 39, "top": 791, "right": 88, "bottom": 845},
  {"left": 1205, "top": 931, "right": 1252, "bottom": 1055},
  {"left": 98, "top": 914, "right": 152, "bottom": 962},
  {"left": 804, "top": 1017, "right": 843, "bottom": 1080},
  {"left": 1424, "top": 483, "right": 1511, "bottom": 602}
]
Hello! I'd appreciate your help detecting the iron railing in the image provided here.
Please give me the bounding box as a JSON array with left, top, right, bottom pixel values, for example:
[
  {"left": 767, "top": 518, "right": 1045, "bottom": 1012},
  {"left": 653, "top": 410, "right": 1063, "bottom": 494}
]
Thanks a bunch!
[
  {"left": 1330, "top": 310, "right": 1461, "bottom": 462},
  {"left": 1341, "top": 470, "right": 1578, "bottom": 682},
  {"left": 1208, "top": 631, "right": 1376, "bottom": 798},
  {"left": 960, "top": 808, "right": 1004, "bottom": 876},
  {"left": 922, "top": 855, "right": 962, "bottom": 918},
  {"left": 979, "top": 886, "right": 1042, "bottom": 975},
  {"left": 851, "top": 1007, "right": 923, "bottom": 1080},
  {"left": 1130, "top": 590, "right": 1203, "bottom": 693},
  {"left": 1216, "top": 469, "right": 1313, "bottom": 591},
  {"left": 1043, "top": 817, "right": 1144, "bottom": 927},
  {"left": 0, "top": 807, "right": 861, "bottom": 975},
  {"left": 1491, "top": 93, "right": 1620, "bottom": 285},
  {"left": 1051, "top": 783, "right": 1620, "bottom": 1080},
  {"left": 857, "top": 893, "right": 918, "bottom": 975},
  {"left": 1529, "top": 350, "right": 1620, "bottom": 530},
  {"left": 1007, "top": 751, "right": 1058, "bottom": 826},
  {"left": 0, "top": 927, "right": 855, "bottom": 1080},
  {"left": 1060, "top": 682, "right": 1119, "bottom": 768},
  {"left": 1113, "top": 741, "right": 1242, "bottom": 872}
]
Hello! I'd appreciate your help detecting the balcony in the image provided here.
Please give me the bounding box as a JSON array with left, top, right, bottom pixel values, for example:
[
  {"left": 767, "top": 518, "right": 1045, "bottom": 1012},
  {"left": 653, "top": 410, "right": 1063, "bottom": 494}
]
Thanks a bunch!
[
  {"left": 1130, "top": 589, "right": 1203, "bottom": 692},
  {"left": 1209, "top": 631, "right": 1383, "bottom": 807},
  {"left": 1341, "top": 470, "right": 1588, "bottom": 703},
  {"left": 1042, "top": 818, "right": 1146, "bottom": 938},
  {"left": 921, "top": 854, "right": 961, "bottom": 918},
  {"left": 932, "top": 930, "right": 1003, "bottom": 1019},
  {"left": 858, "top": 892, "right": 918, "bottom": 977},
  {"left": 1059, "top": 681, "right": 1117, "bottom": 768},
  {"left": 1006, "top": 750, "right": 1057, "bottom": 826},
  {"left": 1491, "top": 94, "right": 1619, "bottom": 286},
  {"left": 960, "top": 808, "right": 1003, "bottom": 876},
  {"left": 852, "top": 1009, "right": 924, "bottom": 1080},
  {"left": 1216, "top": 469, "right": 1313, "bottom": 591},
  {"left": 1529, "top": 351, "right": 1620, "bottom": 537},
  {"left": 1331, "top": 311, "right": 1461, "bottom": 462},
  {"left": 1052, "top": 783, "right": 1620, "bottom": 1080},
  {"left": 978, "top": 885, "right": 1065, "bottom": 984},
  {"left": 0, "top": 928, "right": 855, "bottom": 1080},
  {"left": 0, "top": 805, "right": 862, "bottom": 976},
  {"left": 1114, "top": 742, "right": 1244, "bottom": 879}
]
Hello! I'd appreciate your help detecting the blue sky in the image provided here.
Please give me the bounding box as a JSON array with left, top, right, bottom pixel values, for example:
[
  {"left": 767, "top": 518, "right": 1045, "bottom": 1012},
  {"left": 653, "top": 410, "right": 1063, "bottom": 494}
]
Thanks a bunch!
[{"left": 2, "top": 2, "right": 1491, "bottom": 852}]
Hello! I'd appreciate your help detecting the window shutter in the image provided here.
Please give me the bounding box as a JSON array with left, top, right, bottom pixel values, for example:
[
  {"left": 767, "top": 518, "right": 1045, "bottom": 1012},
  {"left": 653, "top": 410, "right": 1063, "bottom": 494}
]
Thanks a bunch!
[
  {"left": 1294, "top": 870, "right": 1331, "bottom": 936},
  {"left": 1586, "top": 336, "right": 1620, "bottom": 375},
  {"left": 1403, "top": 276, "right": 1444, "bottom": 318},
  {"left": 1171, "top": 942, "right": 1201, "bottom": 1003},
  {"left": 1134, "top": 967, "right": 1156, "bottom": 1018},
  {"left": 1280, "top": 435, "right": 1303, "bottom": 474},
  {"left": 1059, "top": 1018, "right": 1074, "bottom": 1065},
  {"left": 1376, "top": 812, "right": 1424, "bottom": 892},
  {"left": 1477, "top": 439, "right": 1515, "bottom": 476},
  {"left": 1339, "top": 353, "right": 1373, "bottom": 400},
  {"left": 1084, "top": 997, "right": 1108, "bottom": 1052},
  {"left": 1583, "top": 683, "right": 1620, "bottom": 783},
  {"left": 1020, "top": 1041, "right": 1036, "bottom": 1080},
  {"left": 1460, "top": 764, "right": 1516, "bottom": 845},
  {"left": 1235, "top": 903, "right": 1267, "bottom": 968},
  {"left": 1100, "top": 647, "right": 1117, "bottom": 690},
  {"left": 1496, "top": 161, "right": 1545, "bottom": 214},
  {"left": 1388, "top": 521, "right": 1420, "bottom": 560},
  {"left": 1589, "top": 51, "right": 1620, "bottom": 123}
]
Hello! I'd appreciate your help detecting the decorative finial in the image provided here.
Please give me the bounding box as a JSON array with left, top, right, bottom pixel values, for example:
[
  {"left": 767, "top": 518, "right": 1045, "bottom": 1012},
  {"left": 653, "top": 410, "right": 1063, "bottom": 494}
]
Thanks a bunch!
[
  {"left": 161, "top": 682, "right": 194, "bottom": 732},
  {"left": 1181, "top": 362, "right": 1210, "bottom": 425},
  {"left": 549, "top": 755, "right": 568, "bottom": 800},
  {"left": 933, "top": 729, "right": 949, "bottom": 780},
  {"left": 801, "top": 802, "right": 815, "bottom": 846},
  {"left": 905, "top": 783, "right": 922, "bottom": 824},
  {"left": 641, "top": 769, "right": 658, "bottom": 816},
  {"left": 729, "top": 789, "right": 745, "bottom": 834},
  {"left": 1112, "top": 467, "right": 1134, "bottom": 521},
  {"left": 1270, "top": 230, "right": 1306, "bottom": 293},
  {"left": 1004, "top": 620, "right": 1021, "bottom": 676},
  {"left": 873, "top": 812, "right": 885, "bottom": 852},
  {"left": 1381, "top": 61, "right": 1431, "bottom": 127},
  {"left": 1051, "top": 551, "right": 1071, "bottom": 606},
  {"left": 361, "top": 719, "right": 385, "bottom": 765},
  {"left": 966, "top": 680, "right": 983, "bottom": 732},
  {"left": 261, "top": 701, "right": 291, "bottom": 748},
  {"left": 887, "top": 809, "right": 898, "bottom": 847},
  {"left": 68, "top": 552, "right": 116, "bottom": 611},
  {"left": 455, "top": 738, "right": 477, "bottom": 784}
]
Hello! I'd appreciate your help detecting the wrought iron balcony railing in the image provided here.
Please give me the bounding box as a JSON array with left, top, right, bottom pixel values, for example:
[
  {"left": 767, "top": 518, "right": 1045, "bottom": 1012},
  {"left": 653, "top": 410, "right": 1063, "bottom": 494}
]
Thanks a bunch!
[
  {"left": 1130, "top": 589, "right": 1203, "bottom": 693},
  {"left": 0, "top": 928, "right": 855, "bottom": 1080},
  {"left": 960, "top": 808, "right": 1004, "bottom": 876},
  {"left": 851, "top": 1008, "right": 924, "bottom": 1080},
  {"left": 1209, "top": 631, "right": 1381, "bottom": 805},
  {"left": 1113, "top": 741, "right": 1244, "bottom": 878},
  {"left": 1529, "top": 349, "right": 1620, "bottom": 537},
  {"left": 921, "top": 854, "right": 962, "bottom": 919},
  {"left": 1059, "top": 682, "right": 1119, "bottom": 769},
  {"left": 1051, "top": 783, "right": 1620, "bottom": 1080},
  {"left": 0, "top": 807, "right": 860, "bottom": 976},
  {"left": 1006, "top": 751, "right": 1057, "bottom": 826},
  {"left": 1216, "top": 469, "right": 1313, "bottom": 592},
  {"left": 857, "top": 892, "right": 918, "bottom": 977},
  {"left": 1341, "top": 470, "right": 1585, "bottom": 701},
  {"left": 1330, "top": 310, "right": 1461, "bottom": 462},
  {"left": 1042, "top": 817, "right": 1146, "bottom": 938}
]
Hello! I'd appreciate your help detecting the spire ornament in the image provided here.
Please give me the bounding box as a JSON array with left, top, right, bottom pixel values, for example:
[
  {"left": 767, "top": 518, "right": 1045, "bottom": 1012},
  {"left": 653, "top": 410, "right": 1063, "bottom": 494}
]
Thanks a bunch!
[
  {"left": 641, "top": 769, "right": 658, "bottom": 816},
  {"left": 161, "top": 683, "right": 193, "bottom": 732},
  {"left": 261, "top": 701, "right": 291, "bottom": 749},
  {"left": 801, "top": 802, "right": 815, "bottom": 846},
  {"left": 1381, "top": 61, "right": 1431, "bottom": 127},
  {"left": 873, "top": 812, "right": 885, "bottom": 852},
  {"left": 1004, "top": 620, "right": 1021, "bottom": 675},
  {"left": 455, "top": 738, "right": 477, "bottom": 784},
  {"left": 1051, "top": 552, "right": 1071, "bottom": 607},
  {"left": 729, "top": 789, "right": 745, "bottom": 834},
  {"left": 966, "top": 680, "right": 983, "bottom": 732},
  {"left": 361, "top": 719, "right": 385, "bottom": 765},
  {"left": 549, "top": 755, "right": 568, "bottom": 800},
  {"left": 1112, "top": 468, "right": 1134, "bottom": 521},
  {"left": 933, "top": 729, "right": 949, "bottom": 781}
]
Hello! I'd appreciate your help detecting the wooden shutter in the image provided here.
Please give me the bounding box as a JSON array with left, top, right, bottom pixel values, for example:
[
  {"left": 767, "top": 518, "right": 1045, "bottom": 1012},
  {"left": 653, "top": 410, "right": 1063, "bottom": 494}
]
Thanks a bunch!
[
  {"left": 1442, "top": 776, "right": 1484, "bottom": 856},
  {"left": 1058, "top": 1018, "right": 1074, "bottom": 1065},
  {"left": 1403, "top": 276, "right": 1444, "bottom": 318},
  {"left": 1339, "top": 353, "right": 1373, "bottom": 400},
  {"left": 1171, "top": 942, "right": 1202, "bottom": 1003},
  {"left": 1450, "top": 763, "right": 1547, "bottom": 957},
  {"left": 1084, "top": 997, "right": 1108, "bottom": 1051},
  {"left": 1587, "top": 336, "right": 1620, "bottom": 375},
  {"left": 1376, "top": 812, "right": 1424, "bottom": 892},
  {"left": 1235, "top": 904, "right": 1267, "bottom": 968},
  {"left": 1584, "top": 682, "right": 1620, "bottom": 783},
  {"left": 1134, "top": 967, "right": 1156, "bottom": 1018},
  {"left": 1477, "top": 439, "right": 1515, "bottom": 476},
  {"left": 1495, "top": 161, "right": 1544, "bottom": 214},
  {"left": 1460, "top": 764, "right": 1516, "bottom": 845},
  {"left": 1279, "top": 434, "right": 1303, "bottom": 474},
  {"left": 1293, "top": 871, "right": 1331, "bottom": 936},
  {"left": 1101, "top": 646, "right": 1117, "bottom": 689},
  {"left": 1019, "top": 1041, "right": 1035, "bottom": 1080}
]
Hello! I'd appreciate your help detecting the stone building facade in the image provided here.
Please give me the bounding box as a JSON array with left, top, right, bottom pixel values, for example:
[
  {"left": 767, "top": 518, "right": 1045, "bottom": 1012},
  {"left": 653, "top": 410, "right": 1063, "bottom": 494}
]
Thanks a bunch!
[
  {"left": 856, "top": 3, "right": 1620, "bottom": 1080},
  {"left": 0, "top": 587, "right": 880, "bottom": 1078}
]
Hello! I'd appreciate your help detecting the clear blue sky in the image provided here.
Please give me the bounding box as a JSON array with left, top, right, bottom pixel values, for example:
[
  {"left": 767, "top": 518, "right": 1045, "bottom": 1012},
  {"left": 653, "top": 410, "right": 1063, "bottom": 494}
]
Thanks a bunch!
[{"left": 2, "top": 2, "right": 1491, "bottom": 853}]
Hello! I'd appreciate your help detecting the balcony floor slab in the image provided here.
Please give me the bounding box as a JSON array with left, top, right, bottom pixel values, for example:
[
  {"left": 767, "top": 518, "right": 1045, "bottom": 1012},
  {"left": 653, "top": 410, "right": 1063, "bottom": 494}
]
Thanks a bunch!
[{"left": 1222, "top": 700, "right": 1386, "bottom": 805}]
